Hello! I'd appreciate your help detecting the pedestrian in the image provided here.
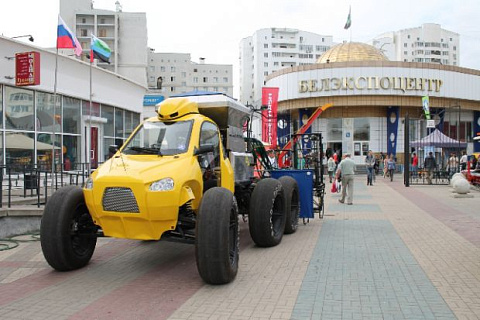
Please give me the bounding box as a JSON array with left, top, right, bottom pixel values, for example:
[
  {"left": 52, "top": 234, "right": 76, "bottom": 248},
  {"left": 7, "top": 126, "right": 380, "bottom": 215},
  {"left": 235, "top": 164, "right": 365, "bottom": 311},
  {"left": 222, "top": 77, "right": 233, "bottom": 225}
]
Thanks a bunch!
[
  {"left": 447, "top": 152, "right": 458, "bottom": 179},
  {"left": 336, "top": 153, "right": 355, "bottom": 205},
  {"left": 411, "top": 152, "right": 418, "bottom": 178},
  {"left": 460, "top": 151, "right": 468, "bottom": 171},
  {"left": 327, "top": 156, "right": 336, "bottom": 183},
  {"left": 424, "top": 151, "right": 437, "bottom": 184},
  {"left": 387, "top": 154, "right": 396, "bottom": 182},
  {"left": 383, "top": 156, "right": 389, "bottom": 178},
  {"left": 471, "top": 154, "right": 478, "bottom": 171},
  {"left": 365, "top": 150, "right": 375, "bottom": 186}
]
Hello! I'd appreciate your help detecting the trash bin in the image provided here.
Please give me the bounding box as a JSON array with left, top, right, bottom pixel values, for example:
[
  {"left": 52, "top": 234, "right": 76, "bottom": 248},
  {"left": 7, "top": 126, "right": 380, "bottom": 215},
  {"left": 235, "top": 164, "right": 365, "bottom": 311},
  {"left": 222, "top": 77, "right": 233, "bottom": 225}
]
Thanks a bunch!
[
  {"left": 24, "top": 173, "right": 38, "bottom": 189},
  {"left": 270, "top": 169, "right": 314, "bottom": 218}
]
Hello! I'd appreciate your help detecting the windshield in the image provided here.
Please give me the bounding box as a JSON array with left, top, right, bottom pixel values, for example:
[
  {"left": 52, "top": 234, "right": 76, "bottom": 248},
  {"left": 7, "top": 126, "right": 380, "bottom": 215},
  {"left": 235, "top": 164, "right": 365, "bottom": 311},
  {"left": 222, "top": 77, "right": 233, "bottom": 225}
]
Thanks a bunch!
[{"left": 122, "top": 120, "right": 193, "bottom": 156}]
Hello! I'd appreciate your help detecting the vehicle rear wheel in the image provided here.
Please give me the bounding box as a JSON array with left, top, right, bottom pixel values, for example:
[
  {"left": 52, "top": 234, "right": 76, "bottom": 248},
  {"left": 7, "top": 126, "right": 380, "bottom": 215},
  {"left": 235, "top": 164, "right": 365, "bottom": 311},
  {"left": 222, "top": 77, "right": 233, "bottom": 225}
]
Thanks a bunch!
[
  {"left": 278, "top": 176, "right": 299, "bottom": 234},
  {"left": 40, "top": 185, "right": 97, "bottom": 271},
  {"left": 249, "top": 178, "right": 286, "bottom": 247},
  {"left": 196, "top": 187, "right": 239, "bottom": 284}
]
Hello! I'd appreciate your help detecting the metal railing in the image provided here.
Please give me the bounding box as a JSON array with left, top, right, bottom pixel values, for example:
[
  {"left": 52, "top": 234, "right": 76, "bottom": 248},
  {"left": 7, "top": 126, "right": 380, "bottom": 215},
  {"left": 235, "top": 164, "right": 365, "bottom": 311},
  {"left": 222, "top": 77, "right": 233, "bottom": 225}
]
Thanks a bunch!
[{"left": 0, "top": 162, "right": 97, "bottom": 208}]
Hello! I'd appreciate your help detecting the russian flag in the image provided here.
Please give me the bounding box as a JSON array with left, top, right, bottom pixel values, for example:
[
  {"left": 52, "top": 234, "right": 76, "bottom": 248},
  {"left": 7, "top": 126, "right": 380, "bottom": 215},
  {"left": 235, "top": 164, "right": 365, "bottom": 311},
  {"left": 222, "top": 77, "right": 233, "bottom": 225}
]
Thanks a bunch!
[{"left": 57, "top": 15, "right": 83, "bottom": 57}]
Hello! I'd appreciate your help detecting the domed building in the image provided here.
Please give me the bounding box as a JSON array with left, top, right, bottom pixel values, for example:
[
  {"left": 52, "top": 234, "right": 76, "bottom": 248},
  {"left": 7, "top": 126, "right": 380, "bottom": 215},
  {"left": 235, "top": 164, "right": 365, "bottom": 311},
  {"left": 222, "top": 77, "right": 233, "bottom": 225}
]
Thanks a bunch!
[{"left": 266, "top": 41, "right": 480, "bottom": 167}]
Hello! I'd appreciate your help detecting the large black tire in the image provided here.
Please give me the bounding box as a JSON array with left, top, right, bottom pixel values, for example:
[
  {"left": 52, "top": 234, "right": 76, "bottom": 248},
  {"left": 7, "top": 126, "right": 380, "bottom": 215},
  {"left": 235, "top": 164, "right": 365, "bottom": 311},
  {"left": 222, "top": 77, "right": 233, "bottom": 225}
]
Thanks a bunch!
[
  {"left": 249, "top": 178, "right": 286, "bottom": 247},
  {"left": 40, "top": 185, "right": 97, "bottom": 271},
  {"left": 278, "top": 176, "right": 299, "bottom": 234},
  {"left": 195, "top": 187, "right": 239, "bottom": 284}
]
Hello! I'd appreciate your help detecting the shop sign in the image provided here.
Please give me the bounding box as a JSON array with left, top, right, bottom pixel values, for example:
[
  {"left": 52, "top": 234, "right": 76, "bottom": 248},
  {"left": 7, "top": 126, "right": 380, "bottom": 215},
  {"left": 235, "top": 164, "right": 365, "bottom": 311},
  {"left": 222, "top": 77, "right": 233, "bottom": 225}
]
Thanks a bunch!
[
  {"left": 15, "top": 51, "right": 40, "bottom": 86},
  {"left": 299, "top": 76, "right": 443, "bottom": 93}
]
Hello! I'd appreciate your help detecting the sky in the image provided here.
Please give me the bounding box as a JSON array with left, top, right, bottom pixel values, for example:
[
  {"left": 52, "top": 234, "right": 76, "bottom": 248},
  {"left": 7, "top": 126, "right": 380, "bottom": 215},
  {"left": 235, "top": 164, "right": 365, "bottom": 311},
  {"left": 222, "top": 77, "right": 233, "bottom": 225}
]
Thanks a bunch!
[{"left": 2, "top": 0, "right": 479, "bottom": 99}]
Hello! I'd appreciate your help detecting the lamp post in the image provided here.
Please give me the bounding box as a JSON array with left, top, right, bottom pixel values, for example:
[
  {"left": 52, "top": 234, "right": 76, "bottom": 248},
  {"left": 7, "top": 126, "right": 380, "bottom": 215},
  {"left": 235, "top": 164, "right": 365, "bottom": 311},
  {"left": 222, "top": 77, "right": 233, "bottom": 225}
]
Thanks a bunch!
[{"left": 11, "top": 35, "right": 34, "bottom": 42}]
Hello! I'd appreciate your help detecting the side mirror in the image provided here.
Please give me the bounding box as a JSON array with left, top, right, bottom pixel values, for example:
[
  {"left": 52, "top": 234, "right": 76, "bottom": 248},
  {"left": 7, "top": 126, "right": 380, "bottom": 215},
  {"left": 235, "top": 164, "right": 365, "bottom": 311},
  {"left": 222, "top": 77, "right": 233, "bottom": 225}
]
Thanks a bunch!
[
  {"left": 194, "top": 144, "right": 214, "bottom": 156},
  {"left": 109, "top": 145, "right": 119, "bottom": 155}
]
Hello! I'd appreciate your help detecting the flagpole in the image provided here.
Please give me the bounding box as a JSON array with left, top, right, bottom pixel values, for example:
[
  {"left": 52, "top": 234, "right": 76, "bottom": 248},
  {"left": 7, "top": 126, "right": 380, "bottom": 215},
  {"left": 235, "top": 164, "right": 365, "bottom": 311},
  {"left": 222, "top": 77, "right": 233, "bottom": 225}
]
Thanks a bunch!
[
  {"left": 51, "top": 39, "right": 59, "bottom": 188},
  {"left": 88, "top": 53, "right": 93, "bottom": 174}
]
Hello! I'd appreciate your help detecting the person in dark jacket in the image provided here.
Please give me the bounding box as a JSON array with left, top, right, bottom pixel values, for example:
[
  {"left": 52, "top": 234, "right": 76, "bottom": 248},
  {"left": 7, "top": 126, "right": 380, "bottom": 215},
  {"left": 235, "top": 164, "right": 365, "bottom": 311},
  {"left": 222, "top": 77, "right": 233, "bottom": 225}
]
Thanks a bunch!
[{"left": 424, "top": 152, "right": 437, "bottom": 185}]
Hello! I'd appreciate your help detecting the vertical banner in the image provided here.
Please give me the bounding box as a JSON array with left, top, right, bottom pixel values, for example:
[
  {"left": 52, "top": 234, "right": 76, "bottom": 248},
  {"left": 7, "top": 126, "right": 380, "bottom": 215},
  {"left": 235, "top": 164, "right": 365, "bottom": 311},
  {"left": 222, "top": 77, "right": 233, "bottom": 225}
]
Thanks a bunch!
[
  {"left": 261, "top": 87, "right": 279, "bottom": 148},
  {"left": 298, "top": 108, "right": 312, "bottom": 154},
  {"left": 422, "top": 96, "right": 431, "bottom": 120},
  {"left": 474, "top": 111, "right": 480, "bottom": 153},
  {"left": 277, "top": 112, "right": 290, "bottom": 149},
  {"left": 387, "top": 106, "right": 399, "bottom": 157},
  {"left": 15, "top": 51, "right": 40, "bottom": 86}
]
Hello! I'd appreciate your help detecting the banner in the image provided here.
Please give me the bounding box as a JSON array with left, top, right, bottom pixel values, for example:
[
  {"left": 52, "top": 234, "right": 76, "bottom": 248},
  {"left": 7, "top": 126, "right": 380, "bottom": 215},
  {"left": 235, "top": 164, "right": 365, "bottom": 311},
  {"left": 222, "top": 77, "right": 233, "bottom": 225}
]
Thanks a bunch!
[
  {"left": 277, "top": 112, "right": 290, "bottom": 149},
  {"left": 298, "top": 109, "right": 312, "bottom": 154},
  {"left": 474, "top": 111, "right": 480, "bottom": 153},
  {"left": 261, "top": 87, "right": 279, "bottom": 148},
  {"left": 387, "top": 106, "right": 399, "bottom": 157},
  {"left": 422, "top": 96, "right": 431, "bottom": 120},
  {"left": 15, "top": 51, "right": 40, "bottom": 86}
]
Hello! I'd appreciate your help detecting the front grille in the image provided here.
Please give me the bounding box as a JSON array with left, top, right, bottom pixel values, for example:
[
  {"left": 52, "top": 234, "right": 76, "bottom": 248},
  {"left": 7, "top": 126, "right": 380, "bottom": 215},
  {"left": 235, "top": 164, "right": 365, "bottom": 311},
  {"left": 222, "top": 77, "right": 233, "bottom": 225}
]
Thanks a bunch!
[{"left": 102, "top": 187, "right": 140, "bottom": 213}]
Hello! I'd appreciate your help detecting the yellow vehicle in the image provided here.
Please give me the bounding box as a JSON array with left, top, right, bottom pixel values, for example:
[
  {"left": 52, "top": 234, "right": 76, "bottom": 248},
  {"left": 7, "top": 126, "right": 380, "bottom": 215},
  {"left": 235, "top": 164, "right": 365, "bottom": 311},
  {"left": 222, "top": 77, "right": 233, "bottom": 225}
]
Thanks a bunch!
[{"left": 40, "top": 93, "right": 300, "bottom": 284}]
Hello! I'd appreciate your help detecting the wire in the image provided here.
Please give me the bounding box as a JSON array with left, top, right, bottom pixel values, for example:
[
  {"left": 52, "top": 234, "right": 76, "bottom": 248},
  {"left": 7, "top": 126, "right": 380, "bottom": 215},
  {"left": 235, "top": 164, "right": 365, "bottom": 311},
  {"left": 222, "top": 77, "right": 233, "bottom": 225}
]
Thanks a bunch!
[{"left": 0, "top": 232, "right": 40, "bottom": 251}]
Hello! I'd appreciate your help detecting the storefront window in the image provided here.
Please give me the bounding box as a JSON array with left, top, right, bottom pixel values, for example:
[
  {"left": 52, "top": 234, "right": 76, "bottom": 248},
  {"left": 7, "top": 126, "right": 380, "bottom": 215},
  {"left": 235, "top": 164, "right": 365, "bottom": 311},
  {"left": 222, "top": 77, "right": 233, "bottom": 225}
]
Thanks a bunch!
[
  {"left": 82, "top": 101, "right": 100, "bottom": 117},
  {"left": 63, "top": 97, "right": 81, "bottom": 134},
  {"left": 5, "top": 86, "right": 34, "bottom": 131},
  {"left": 115, "top": 108, "right": 124, "bottom": 138},
  {"left": 5, "top": 132, "right": 34, "bottom": 167},
  {"left": 63, "top": 135, "right": 81, "bottom": 169},
  {"left": 133, "top": 113, "right": 140, "bottom": 130},
  {"left": 36, "top": 92, "right": 61, "bottom": 133},
  {"left": 101, "top": 105, "right": 114, "bottom": 137},
  {"left": 327, "top": 118, "right": 342, "bottom": 141},
  {"left": 0, "top": 132, "right": 3, "bottom": 166},
  {"left": 354, "top": 118, "right": 370, "bottom": 141},
  {"left": 103, "top": 137, "right": 115, "bottom": 161},
  {"left": 125, "top": 111, "right": 133, "bottom": 138}
]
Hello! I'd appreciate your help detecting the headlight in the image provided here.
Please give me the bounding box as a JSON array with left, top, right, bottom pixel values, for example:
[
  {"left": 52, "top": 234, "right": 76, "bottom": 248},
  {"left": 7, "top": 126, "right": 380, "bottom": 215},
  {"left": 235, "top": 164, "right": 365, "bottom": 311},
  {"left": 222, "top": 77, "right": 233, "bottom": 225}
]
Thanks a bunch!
[
  {"left": 149, "top": 178, "right": 174, "bottom": 191},
  {"left": 84, "top": 177, "right": 94, "bottom": 190}
]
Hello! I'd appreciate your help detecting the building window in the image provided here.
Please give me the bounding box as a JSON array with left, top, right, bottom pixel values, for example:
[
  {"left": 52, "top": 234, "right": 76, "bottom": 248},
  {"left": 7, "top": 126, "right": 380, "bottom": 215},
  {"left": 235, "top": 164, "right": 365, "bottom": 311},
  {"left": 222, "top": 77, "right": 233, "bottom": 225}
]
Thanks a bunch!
[
  {"left": 181, "top": 82, "right": 186, "bottom": 86},
  {"left": 264, "top": 71, "right": 268, "bottom": 76},
  {"left": 274, "top": 62, "right": 279, "bottom": 66},
  {"left": 407, "top": 35, "right": 410, "bottom": 39},
  {"left": 181, "top": 72, "right": 187, "bottom": 78},
  {"left": 404, "top": 43, "right": 407, "bottom": 47},
  {"left": 264, "top": 62, "right": 268, "bottom": 67},
  {"left": 81, "top": 29, "right": 88, "bottom": 37},
  {"left": 203, "top": 77, "right": 208, "bottom": 83},
  {"left": 81, "top": 18, "right": 86, "bottom": 23},
  {"left": 264, "top": 43, "right": 268, "bottom": 48},
  {"left": 170, "top": 87, "right": 175, "bottom": 92},
  {"left": 223, "top": 77, "right": 228, "bottom": 83},
  {"left": 213, "top": 77, "right": 218, "bottom": 83},
  {"left": 193, "top": 77, "right": 198, "bottom": 83},
  {"left": 171, "top": 76, "right": 175, "bottom": 82},
  {"left": 160, "top": 66, "right": 165, "bottom": 72},
  {"left": 404, "top": 51, "right": 408, "bottom": 55},
  {"left": 100, "top": 18, "right": 106, "bottom": 24},
  {"left": 354, "top": 118, "right": 370, "bottom": 141},
  {"left": 194, "top": 68, "right": 198, "bottom": 72},
  {"left": 171, "top": 66, "right": 176, "bottom": 72},
  {"left": 98, "top": 29, "right": 107, "bottom": 37},
  {"left": 264, "top": 53, "right": 268, "bottom": 58}
]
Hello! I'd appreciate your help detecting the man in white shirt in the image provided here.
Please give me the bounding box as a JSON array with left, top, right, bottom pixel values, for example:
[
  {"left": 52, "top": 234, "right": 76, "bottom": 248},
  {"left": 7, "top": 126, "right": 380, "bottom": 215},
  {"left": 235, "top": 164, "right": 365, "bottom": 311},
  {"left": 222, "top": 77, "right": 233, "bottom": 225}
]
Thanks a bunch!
[{"left": 460, "top": 151, "right": 468, "bottom": 171}]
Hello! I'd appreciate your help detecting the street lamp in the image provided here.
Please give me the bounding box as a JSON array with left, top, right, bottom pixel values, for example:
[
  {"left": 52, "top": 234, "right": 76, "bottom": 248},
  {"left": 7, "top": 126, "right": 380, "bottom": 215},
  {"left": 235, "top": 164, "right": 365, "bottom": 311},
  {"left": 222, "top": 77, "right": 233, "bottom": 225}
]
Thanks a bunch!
[{"left": 12, "top": 35, "right": 34, "bottom": 42}]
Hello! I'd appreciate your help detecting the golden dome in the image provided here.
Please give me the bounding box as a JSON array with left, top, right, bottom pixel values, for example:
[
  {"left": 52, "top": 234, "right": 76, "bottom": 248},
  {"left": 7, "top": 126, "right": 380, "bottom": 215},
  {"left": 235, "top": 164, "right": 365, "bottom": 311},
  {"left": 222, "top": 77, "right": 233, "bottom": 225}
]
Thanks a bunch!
[{"left": 317, "top": 42, "right": 388, "bottom": 63}]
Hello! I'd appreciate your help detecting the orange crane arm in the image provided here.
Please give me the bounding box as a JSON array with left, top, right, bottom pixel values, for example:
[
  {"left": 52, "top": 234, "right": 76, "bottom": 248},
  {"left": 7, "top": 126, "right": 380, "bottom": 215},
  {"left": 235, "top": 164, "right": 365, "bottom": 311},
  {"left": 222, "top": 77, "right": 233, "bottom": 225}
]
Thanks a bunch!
[{"left": 278, "top": 103, "right": 333, "bottom": 168}]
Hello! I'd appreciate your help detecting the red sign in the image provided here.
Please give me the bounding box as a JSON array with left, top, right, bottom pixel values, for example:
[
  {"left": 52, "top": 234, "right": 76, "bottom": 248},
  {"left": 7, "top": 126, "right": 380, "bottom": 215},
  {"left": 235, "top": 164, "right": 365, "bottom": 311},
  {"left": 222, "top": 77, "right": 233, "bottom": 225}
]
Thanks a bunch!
[
  {"left": 15, "top": 51, "right": 40, "bottom": 86},
  {"left": 261, "top": 87, "right": 279, "bottom": 149}
]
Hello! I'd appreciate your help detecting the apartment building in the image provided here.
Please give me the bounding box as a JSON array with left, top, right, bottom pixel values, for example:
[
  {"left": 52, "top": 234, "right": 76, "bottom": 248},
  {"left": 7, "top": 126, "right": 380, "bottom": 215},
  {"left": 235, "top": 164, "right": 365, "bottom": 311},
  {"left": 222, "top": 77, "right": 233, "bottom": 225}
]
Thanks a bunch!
[
  {"left": 371, "top": 23, "right": 460, "bottom": 66},
  {"left": 239, "top": 28, "right": 334, "bottom": 105}
]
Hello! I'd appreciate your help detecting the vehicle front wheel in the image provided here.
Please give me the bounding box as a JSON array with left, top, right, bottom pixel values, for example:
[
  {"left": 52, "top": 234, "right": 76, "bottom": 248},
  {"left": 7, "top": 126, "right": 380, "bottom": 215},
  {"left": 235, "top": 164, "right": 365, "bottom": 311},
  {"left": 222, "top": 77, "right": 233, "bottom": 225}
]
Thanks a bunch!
[
  {"left": 195, "top": 187, "right": 239, "bottom": 284},
  {"left": 40, "top": 185, "right": 97, "bottom": 271}
]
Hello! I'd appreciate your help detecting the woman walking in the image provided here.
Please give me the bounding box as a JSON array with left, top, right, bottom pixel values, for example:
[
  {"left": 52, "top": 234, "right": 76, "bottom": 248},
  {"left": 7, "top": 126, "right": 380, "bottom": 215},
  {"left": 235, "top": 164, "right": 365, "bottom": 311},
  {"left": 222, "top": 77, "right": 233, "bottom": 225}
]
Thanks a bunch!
[{"left": 387, "top": 154, "right": 396, "bottom": 182}]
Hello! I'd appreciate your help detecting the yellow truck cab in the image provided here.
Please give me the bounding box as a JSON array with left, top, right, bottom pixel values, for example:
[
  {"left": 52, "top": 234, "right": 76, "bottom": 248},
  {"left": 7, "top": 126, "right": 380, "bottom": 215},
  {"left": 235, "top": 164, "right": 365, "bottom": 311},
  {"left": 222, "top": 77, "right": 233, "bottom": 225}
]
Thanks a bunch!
[{"left": 40, "top": 92, "right": 300, "bottom": 285}]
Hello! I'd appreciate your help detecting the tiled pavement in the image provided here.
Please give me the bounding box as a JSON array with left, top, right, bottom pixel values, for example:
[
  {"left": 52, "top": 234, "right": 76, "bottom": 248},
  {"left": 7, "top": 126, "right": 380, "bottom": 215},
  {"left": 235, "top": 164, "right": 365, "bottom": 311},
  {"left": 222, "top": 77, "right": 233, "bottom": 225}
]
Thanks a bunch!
[{"left": 0, "top": 175, "right": 479, "bottom": 319}]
